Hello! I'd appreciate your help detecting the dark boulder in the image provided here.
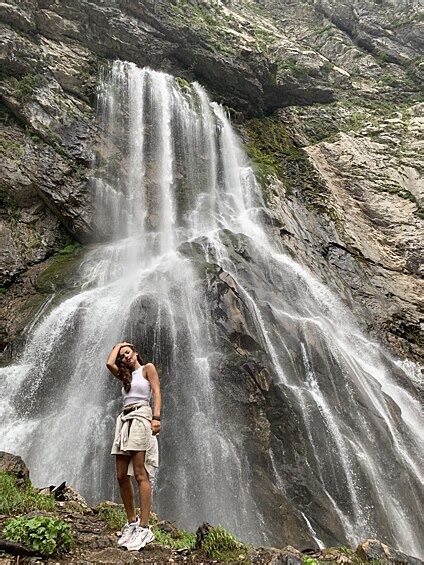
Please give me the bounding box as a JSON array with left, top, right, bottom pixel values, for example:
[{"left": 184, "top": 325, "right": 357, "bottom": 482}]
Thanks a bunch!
[{"left": 0, "top": 451, "right": 30, "bottom": 487}]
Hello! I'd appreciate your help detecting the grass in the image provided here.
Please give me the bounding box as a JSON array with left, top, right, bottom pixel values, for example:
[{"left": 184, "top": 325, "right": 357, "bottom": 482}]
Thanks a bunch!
[
  {"left": 0, "top": 472, "right": 56, "bottom": 515},
  {"left": 202, "top": 525, "right": 248, "bottom": 561},
  {"left": 151, "top": 527, "right": 196, "bottom": 550},
  {"left": 95, "top": 503, "right": 127, "bottom": 530}
]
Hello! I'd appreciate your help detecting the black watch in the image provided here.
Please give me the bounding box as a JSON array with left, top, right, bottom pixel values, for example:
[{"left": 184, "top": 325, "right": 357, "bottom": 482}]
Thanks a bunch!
[{"left": 152, "top": 416, "right": 161, "bottom": 421}]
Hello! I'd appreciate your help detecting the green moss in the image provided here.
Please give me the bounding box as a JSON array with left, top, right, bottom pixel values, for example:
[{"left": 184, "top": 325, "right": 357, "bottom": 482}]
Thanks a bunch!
[
  {"left": 277, "top": 58, "right": 310, "bottom": 78},
  {"left": 14, "top": 74, "right": 45, "bottom": 103},
  {"left": 1, "top": 139, "right": 26, "bottom": 158},
  {"left": 335, "top": 545, "right": 364, "bottom": 564},
  {"left": 27, "top": 230, "right": 42, "bottom": 249},
  {"left": 58, "top": 243, "right": 81, "bottom": 255},
  {"left": 379, "top": 74, "right": 400, "bottom": 87},
  {"left": 175, "top": 76, "right": 192, "bottom": 93},
  {"left": 242, "top": 116, "right": 308, "bottom": 200},
  {"left": 35, "top": 242, "right": 82, "bottom": 293},
  {"left": 0, "top": 472, "right": 56, "bottom": 515}
]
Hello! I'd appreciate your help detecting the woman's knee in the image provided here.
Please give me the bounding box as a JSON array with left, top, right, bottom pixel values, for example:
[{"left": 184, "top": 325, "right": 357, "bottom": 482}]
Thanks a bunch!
[
  {"left": 134, "top": 468, "right": 149, "bottom": 486},
  {"left": 116, "top": 472, "right": 130, "bottom": 486}
]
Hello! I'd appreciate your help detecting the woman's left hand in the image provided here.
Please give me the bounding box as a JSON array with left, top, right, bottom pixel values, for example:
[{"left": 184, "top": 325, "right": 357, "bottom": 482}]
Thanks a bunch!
[{"left": 151, "top": 420, "right": 161, "bottom": 435}]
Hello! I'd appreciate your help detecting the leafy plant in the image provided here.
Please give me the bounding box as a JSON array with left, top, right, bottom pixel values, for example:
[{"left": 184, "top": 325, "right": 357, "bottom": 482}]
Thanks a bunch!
[
  {"left": 202, "top": 525, "right": 246, "bottom": 560},
  {"left": 0, "top": 472, "right": 55, "bottom": 515},
  {"left": 3, "top": 516, "right": 73, "bottom": 556}
]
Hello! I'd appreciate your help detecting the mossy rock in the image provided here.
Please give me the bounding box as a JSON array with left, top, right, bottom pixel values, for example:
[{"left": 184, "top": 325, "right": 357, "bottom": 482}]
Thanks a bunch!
[
  {"left": 34, "top": 244, "right": 83, "bottom": 293},
  {"left": 241, "top": 115, "right": 332, "bottom": 215}
]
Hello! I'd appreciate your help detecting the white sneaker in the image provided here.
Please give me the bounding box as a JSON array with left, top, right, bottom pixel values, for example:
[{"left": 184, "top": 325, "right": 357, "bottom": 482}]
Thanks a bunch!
[
  {"left": 117, "top": 518, "right": 139, "bottom": 546},
  {"left": 125, "top": 525, "right": 155, "bottom": 551}
]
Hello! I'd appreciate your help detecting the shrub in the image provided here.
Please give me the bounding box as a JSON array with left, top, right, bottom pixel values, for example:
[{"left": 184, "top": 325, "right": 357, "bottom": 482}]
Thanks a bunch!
[
  {"left": 202, "top": 525, "right": 246, "bottom": 560},
  {"left": 0, "top": 472, "right": 56, "bottom": 515},
  {"left": 3, "top": 516, "right": 73, "bottom": 556}
]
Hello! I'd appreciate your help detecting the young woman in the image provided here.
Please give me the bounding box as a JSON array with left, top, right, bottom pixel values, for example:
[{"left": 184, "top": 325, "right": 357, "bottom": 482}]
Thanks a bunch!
[{"left": 107, "top": 342, "right": 161, "bottom": 551}]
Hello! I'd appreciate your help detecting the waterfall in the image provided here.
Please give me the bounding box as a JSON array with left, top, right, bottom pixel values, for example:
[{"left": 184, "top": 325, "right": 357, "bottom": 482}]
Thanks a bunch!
[{"left": 0, "top": 61, "right": 422, "bottom": 556}]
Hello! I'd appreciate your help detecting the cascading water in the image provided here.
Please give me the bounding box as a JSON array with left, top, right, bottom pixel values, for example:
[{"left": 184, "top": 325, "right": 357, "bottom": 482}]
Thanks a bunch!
[{"left": 1, "top": 61, "right": 422, "bottom": 556}]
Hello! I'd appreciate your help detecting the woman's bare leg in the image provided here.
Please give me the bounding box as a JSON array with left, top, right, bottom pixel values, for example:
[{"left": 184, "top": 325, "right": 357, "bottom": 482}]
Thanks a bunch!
[
  {"left": 132, "top": 451, "right": 151, "bottom": 527},
  {"left": 115, "top": 455, "right": 137, "bottom": 523}
]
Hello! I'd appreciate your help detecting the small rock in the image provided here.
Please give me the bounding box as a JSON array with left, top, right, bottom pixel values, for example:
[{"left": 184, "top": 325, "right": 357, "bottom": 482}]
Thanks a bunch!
[
  {"left": 54, "top": 484, "right": 92, "bottom": 514},
  {"left": 157, "top": 519, "right": 180, "bottom": 537},
  {"left": 356, "top": 539, "right": 423, "bottom": 564},
  {"left": 0, "top": 452, "right": 30, "bottom": 487}
]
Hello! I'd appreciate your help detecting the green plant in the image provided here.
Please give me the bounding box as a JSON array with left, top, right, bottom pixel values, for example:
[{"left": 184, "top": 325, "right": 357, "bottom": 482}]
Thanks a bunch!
[
  {"left": 278, "top": 58, "right": 310, "bottom": 78},
  {"left": 202, "top": 525, "right": 246, "bottom": 560},
  {"left": 0, "top": 472, "right": 56, "bottom": 515},
  {"left": 152, "top": 527, "right": 196, "bottom": 550},
  {"left": 302, "top": 558, "right": 317, "bottom": 565},
  {"left": 58, "top": 243, "right": 81, "bottom": 255},
  {"left": 3, "top": 516, "right": 73, "bottom": 556},
  {"left": 336, "top": 545, "right": 364, "bottom": 564},
  {"left": 14, "top": 74, "right": 44, "bottom": 102},
  {"left": 96, "top": 503, "right": 127, "bottom": 530},
  {"left": 175, "top": 76, "right": 192, "bottom": 92}
]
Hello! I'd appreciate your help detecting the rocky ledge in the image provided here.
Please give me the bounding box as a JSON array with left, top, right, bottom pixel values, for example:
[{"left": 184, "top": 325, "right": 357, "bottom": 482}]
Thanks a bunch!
[{"left": 1, "top": 453, "right": 423, "bottom": 564}]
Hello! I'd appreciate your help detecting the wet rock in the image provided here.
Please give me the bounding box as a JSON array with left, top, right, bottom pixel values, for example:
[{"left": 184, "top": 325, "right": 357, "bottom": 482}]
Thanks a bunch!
[
  {"left": 195, "top": 522, "right": 213, "bottom": 550},
  {"left": 356, "top": 539, "right": 423, "bottom": 564},
  {"left": 249, "top": 545, "right": 303, "bottom": 564},
  {"left": 157, "top": 520, "right": 181, "bottom": 537},
  {"left": 0, "top": 451, "right": 30, "bottom": 487},
  {"left": 54, "top": 484, "right": 92, "bottom": 514}
]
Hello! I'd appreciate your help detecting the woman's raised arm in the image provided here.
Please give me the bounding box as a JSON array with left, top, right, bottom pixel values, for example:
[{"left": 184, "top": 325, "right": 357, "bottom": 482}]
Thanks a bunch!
[{"left": 106, "top": 342, "right": 132, "bottom": 378}]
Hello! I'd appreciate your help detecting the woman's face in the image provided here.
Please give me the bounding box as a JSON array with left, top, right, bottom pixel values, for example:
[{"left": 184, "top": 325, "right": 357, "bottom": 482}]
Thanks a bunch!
[{"left": 119, "top": 346, "right": 136, "bottom": 368}]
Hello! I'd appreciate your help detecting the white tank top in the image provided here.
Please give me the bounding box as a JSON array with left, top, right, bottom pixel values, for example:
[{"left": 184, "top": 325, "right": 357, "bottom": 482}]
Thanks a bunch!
[{"left": 122, "top": 366, "right": 151, "bottom": 407}]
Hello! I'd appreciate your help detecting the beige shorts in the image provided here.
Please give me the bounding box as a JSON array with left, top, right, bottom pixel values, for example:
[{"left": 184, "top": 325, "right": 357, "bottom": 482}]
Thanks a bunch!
[{"left": 111, "top": 416, "right": 152, "bottom": 455}]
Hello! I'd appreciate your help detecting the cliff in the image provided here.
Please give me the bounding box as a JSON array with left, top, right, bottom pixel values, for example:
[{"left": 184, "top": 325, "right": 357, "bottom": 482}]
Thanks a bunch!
[{"left": 1, "top": 0, "right": 422, "bottom": 363}]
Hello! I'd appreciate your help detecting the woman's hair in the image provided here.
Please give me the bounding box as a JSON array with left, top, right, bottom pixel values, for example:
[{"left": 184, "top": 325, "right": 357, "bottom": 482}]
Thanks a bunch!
[{"left": 116, "top": 344, "right": 144, "bottom": 393}]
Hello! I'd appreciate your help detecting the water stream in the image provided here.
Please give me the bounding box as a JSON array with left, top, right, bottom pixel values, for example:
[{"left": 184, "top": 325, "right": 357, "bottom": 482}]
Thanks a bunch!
[{"left": 0, "top": 61, "right": 422, "bottom": 555}]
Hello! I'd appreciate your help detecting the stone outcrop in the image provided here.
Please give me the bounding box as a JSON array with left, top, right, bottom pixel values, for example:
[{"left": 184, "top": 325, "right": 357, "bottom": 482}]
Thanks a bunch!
[
  {"left": 0, "top": 452, "right": 29, "bottom": 487},
  {"left": 356, "top": 539, "right": 423, "bottom": 564}
]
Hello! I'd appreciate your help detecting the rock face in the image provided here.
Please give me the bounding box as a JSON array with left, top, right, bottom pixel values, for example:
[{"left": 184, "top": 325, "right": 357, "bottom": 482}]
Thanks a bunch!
[{"left": 0, "top": 0, "right": 421, "bottom": 364}]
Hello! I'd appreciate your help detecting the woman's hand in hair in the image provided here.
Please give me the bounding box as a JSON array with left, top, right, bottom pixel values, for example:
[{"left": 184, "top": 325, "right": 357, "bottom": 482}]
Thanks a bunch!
[
  {"left": 115, "top": 342, "right": 133, "bottom": 349},
  {"left": 107, "top": 342, "right": 131, "bottom": 378}
]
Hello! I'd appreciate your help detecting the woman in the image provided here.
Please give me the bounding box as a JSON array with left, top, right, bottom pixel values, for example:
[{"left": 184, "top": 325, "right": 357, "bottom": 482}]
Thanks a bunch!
[{"left": 106, "top": 342, "right": 161, "bottom": 551}]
